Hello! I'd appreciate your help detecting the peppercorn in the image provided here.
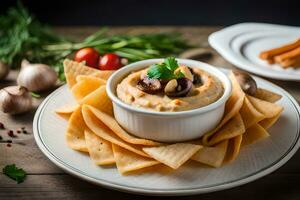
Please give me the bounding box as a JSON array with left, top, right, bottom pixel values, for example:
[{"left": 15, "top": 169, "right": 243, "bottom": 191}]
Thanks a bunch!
[
  {"left": 0, "top": 122, "right": 4, "bottom": 129},
  {"left": 7, "top": 130, "right": 15, "bottom": 137}
]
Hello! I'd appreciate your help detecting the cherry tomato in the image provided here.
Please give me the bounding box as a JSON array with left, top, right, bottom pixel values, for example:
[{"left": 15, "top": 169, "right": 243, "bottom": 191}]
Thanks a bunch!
[
  {"left": 74, "top": 47, "right": 99, "bottom": 68},
  {"left": 99, "top": 53, "right": 122, "bottom": 70}
]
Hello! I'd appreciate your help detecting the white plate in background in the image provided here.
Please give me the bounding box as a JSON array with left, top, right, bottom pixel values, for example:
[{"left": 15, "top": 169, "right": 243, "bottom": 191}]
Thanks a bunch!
[{"left": 209, "top": 23, "right": 300, "bottom": 81}]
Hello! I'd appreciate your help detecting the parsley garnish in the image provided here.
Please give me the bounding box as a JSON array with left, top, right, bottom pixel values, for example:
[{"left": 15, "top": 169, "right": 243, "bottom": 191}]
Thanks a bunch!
[
  {"left": 3, "top": 164, "right": 26, "bottom": 183},
  {"left": 147, "top": 57, "right": 184, "bottom": 80}
]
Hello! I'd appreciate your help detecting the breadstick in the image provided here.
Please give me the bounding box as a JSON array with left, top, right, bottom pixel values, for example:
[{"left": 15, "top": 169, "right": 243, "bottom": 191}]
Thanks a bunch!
[
  {"left": 278, "top": 56, "right": 300, "bottom": 68},
  {"left": 267, "top": 59, "right": 274, "bottom": 64},
  {"left": 274, "top": 47, "right": 300, "bottom": 63},
  {"left": 259, "top": 38, "right": 300, "bottom": 61}
]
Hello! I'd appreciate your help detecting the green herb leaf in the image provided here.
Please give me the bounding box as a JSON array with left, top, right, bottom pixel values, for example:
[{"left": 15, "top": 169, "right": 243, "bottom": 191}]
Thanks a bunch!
[
  {"left": 147, "top": 57, "right": 184, "bottom": 80},
  {"left": 3, "top": 164, "right": 26, "bottom": 183},
  {"left": 31, "top": 92, "right": 40, "bottom": 98},
  {"left": 147, "top": 64, "right": 167, "bottom": 79},
  {"left": 164, "top": 57, "right": 178, "bottom": 71}
]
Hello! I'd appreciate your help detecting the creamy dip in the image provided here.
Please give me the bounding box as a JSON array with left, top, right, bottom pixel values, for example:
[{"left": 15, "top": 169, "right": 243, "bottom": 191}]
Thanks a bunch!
[{"left": 116, "top": 67, "right": 224, "bottom": 112}]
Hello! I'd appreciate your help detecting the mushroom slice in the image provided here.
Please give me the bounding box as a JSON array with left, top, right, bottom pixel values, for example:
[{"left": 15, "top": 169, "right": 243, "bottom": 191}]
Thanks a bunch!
[
  {"left": 137, "top": 77, "right": 162, "bottom": 94},
  {"left": 233, "top": 70, "right": 257, "bottom": 96},
  {"left": 188, "top": 67, "right": 202, "bottom": 85}
]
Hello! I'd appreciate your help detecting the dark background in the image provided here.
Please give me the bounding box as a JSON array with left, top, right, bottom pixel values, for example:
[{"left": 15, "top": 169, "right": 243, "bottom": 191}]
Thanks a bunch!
[{"left": 1, "top": 0, "right": 300, "bottom": 26}]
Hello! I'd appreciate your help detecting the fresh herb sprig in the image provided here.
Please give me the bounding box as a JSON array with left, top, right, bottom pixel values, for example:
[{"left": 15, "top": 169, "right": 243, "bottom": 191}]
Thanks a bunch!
[
  {"left": 147, "top": 57, "right": 184, "bottom": 80},
  {"left": 3, "top": 164, "right": 26, "bottom": 183},
  {"left": 0, "top": 2, "right": 67, "bottom": 68},
  {"left": 43, "top": 32, "right": 190, "bottom": 81},
  {"left": 0, "top": 3, "right": 191, "bottom": 81}
]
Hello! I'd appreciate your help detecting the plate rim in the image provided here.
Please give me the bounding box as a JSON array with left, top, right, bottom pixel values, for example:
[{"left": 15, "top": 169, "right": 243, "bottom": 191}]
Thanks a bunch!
[
  {"left": 33, "top": 70, "right": 300, "bottom": 196},
  {"left": 209, "top": 22, "right": 300, "bottom": 81}
]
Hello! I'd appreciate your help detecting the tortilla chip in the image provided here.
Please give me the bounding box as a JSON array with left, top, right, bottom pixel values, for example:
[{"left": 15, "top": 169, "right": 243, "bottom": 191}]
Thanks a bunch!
[
  {"left": 112, "top": 144, "right": 159, "bottom": 174},
  {"left": 143, "top": 143, "right": 202, "bottom": 169},
  {"left": 64, "top": 59, "right": 115, "bottom": 88},
  {"left": 206, "top": 113, "right": 245, "bottom": 146},
  {"left": 87, "top": 105, "right": 160, "bottom": 146},
  {"left": 85, "top": 129, "right": 115, "bottom": 165},
  {"left": 66, "top": 107, "right": 88, "bottom": 152},
  {"left": 240, "top": 97, "right": 265, "bottom": 128},
  {"left": 224, "top": 134, "right": 243, "bottom": 163},
  {"left": 254, "top": 88, "right": 282, "bottom": 103},
  {"left": 55, "top": 104, "right": 79, "bottom": 115},
  {"left": 76, "top": 75, "right": 107, "bottom": 83},
  {"left": 81, "top": 86, "right": 113, "bottom": 116},
  {"left": 192, "top": 140, "right": 228, "bottom": 168},
  {"left": 247, "top": 95, "right": 283, "bottom": 118},
  {"left": 219, "top": 71, "right": 246, "bottom": 127},
  {"left": 202, "top": 72, "right": 245, "bottom": 145},
  {"left": 259, "top": 112, "right": 282, "bottom": 129},
  {"left": 242, "top": 124, "right": 269, "bottom": 146},
  {"left": 82, "top": 105, "right": 149, "bottom": 157},
  {"left": 71, "top": 78, "right": 106, "bottom": 101}
]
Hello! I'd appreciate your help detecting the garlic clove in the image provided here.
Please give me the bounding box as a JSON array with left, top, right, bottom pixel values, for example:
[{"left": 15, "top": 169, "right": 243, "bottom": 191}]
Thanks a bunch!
[
  {"left": 17, "top": 59, "right": 58, "bottom": 92},
  {"left": 0, "top": 61, "right": 9, "bottom": 80},
  {"left": 0, "top": 86, "right": 33, "bottom": 114},
  {"left": 21, "top": 59, "right": 30, "bottom": 69},
  {"left": 164, "top": 79, "right": 178, "bottom": 93}
]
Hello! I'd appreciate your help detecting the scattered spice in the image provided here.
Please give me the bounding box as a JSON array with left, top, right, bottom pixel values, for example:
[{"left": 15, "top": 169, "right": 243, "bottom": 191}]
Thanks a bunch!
[
  {"left": 0, "top": 122, "right": 4, "bottom": 129},
  {"left": 7, "top": 130, "right": 15, "bottom": 138},
  {"left": 0, "top": 125, "right": 29, "bottom": 147}
]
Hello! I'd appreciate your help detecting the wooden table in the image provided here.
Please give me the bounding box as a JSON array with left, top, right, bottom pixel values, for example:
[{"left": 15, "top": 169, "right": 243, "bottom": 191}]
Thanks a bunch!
[{"left": 0, "top": 27, "right": 299, "bottom": 200}]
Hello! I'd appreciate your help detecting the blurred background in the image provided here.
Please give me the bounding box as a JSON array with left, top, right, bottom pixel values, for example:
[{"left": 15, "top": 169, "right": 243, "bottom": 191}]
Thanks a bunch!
[{"left": 1, "top": 0, "right": 300, "bottom": 26}]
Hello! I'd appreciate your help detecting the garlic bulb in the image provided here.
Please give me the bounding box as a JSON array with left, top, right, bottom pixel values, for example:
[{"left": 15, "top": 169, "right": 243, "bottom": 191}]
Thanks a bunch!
[
  {"left": 17, "top": 59, "right": 58, "bottom": 92},
  {"left": 0, "top": 61, "right": 9, "bottom": 80},
  {"left": 0, "top": 86, "right": 32, "bottom": 114}
]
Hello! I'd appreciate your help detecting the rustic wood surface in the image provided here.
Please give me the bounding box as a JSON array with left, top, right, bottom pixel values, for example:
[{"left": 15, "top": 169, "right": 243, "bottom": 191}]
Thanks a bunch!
[{"left": 0, "top": 26, "right": 299, "bottom": 200}]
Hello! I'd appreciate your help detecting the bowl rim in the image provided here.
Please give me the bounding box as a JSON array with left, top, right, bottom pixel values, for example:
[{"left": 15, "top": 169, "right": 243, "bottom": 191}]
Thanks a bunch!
[{"left": 106, "top": 58, "right": 232, "bottom": 117}]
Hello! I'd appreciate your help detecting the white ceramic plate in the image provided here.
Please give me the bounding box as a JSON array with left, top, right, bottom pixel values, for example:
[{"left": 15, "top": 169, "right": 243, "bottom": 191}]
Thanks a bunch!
[
  {"left": 33, "top": 69, "right": 300, "bottom": 196},
  {"left": 209, "top": 23, "right": 300, "bottom": 81}
]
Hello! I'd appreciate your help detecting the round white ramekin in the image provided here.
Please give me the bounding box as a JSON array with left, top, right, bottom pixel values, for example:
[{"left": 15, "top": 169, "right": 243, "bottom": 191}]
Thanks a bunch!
[{"left": 106, "top": 59, "right": 232, "bottom": 143}]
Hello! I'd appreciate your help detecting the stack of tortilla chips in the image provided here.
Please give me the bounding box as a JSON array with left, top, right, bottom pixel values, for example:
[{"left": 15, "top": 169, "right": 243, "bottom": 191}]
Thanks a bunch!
[{"left": 55, "top": 59, "right": 283, "bottom": 175}]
